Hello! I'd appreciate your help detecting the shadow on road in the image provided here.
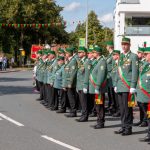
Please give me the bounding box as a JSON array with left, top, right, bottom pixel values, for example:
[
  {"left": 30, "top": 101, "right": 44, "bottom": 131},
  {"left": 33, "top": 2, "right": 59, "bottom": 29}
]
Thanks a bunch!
[
  {"left": 0, "top": 85, "right": 33, "bottom": 96},
  {"left": 132, "top": 129, "right": 148, "bottom": 135},
  {"left": 0, "top": 77, "right": 31, "bottom": 82}
]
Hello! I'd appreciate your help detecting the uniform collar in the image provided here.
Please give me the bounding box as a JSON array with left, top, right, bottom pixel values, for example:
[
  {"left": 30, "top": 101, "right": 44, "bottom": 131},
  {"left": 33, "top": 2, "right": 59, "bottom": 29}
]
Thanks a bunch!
[
  {"left": 68, "top": 56, "right": 73, "bottom": 61},
  {"left": 123, "top": 50, "right": 131, "bottom": 57}
]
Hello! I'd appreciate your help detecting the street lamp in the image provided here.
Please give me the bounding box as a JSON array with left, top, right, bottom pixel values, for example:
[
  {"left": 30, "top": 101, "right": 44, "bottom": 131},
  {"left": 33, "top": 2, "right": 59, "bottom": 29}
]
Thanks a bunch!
[{"left": 85, "top": 0, "right": 88, "bottom": 48}]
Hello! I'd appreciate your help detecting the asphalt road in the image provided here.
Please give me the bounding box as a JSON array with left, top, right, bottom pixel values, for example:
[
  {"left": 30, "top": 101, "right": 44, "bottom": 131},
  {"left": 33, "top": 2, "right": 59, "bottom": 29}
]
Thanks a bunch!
[{"left": 0, "top": 70, "right": 149, "bottom": 150}]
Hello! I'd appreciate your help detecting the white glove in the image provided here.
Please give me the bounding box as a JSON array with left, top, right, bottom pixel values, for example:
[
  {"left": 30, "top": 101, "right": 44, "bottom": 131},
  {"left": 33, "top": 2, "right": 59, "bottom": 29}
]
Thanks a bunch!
[
  {"left": 130, "top": 88, "right": 136, "bottom": 94},
  {"left": 76, "top": 89, "right": 79, "bottom": 93},
  {"left": 95, "top": 89, "right": 100, "bottom": 94},
  {"left": 83, "top": 88, "right": 87, "bottom": 94},
  {"left": 63, "top": 88, "right": 67, "bottom": 91},
  {"left": 114, "top": 87, "right": 117, "bottom": 93}
]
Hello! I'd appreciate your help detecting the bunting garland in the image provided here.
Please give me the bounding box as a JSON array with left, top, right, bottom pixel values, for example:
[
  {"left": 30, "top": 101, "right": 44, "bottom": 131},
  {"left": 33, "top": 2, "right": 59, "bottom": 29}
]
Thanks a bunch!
[
  {"left": 0, "top": 22, "right": 66, "bottom": 28},
  {"left": 0, "top": 21, "right": 83, "bottom": 28}
]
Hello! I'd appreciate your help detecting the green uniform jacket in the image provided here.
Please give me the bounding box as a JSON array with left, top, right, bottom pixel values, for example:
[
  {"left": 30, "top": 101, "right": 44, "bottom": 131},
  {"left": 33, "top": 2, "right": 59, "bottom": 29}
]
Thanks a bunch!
[
  {"left": 76, "top": 57, "right": 87, "bottom": 91},
  {"left": 83, "top": 58, "right": 93, "bottom": 91},
  {"left": 89, "top": 56, "right": 107, "bottom": 94},
  {"left": 48, "top": 59, "right": 58, "bottom": 85},
  {"left": 114, "top": 51, "right": 139, "bottom": 93},
  {"left": 73, "top": 53, "right": 79, "bottom": 62},
  {"left": 106, "top": 52, "right": 113, "bottom": 87},
  {"left": 54, "top": 64, "right": 65, "bottom": 89},
  {"left": 36, "top": 59, "right": 43, "bottom": 81},
  {"left": 111, "top": 59, "right": 119, "bottom": 87},
  {"left": 136, "top": 61, "right": 150, "bottom": 103},
  {"left": 62, "top": 56, "right": 77, "bottom": 88},
  {"left": 46, "top": 59, "right": 56, "bottom": 84},
  {"left": 39, "top": 60, "right": 47, "bottom": 82}
]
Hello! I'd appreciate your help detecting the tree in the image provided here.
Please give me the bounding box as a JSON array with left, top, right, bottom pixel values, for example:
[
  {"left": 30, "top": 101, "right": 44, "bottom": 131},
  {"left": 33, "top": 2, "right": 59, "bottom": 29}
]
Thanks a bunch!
[
  {"left": 69, "top": 10, "right": 114, "bottom": 56},
  {"left": 0, "top": 0, "right": 69, "bottom": 59}
]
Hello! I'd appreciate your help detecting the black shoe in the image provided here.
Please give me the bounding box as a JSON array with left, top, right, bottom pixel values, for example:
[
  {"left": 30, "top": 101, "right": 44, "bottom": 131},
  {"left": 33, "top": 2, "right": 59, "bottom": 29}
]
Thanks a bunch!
[
  {"left": 56, "top": 109, "right": 66, "bottom": 113},
  {"left": 65, "top": 113, "right": 77, "bottom": 118},
  {"left": 133, "top": 121, "right": 142, "bottom": 126},
  {"left": 89, "top": 113, "right": 96, "bottom": 117},
  {"left": 122, "top": 130, "right": 132, "bottom": 136},
  {"left": 43, "top": 102, "right": 48, "bottom": 106},
  {"left": 139, "top": 122, "right": 148, "bottom": 127},
  {"left": 139, "top": 136, "right": 150, "bottom": 142},
  {"left": 45, "top": 105, "right": 51, "bottom": 108},
  {"left": 40, "top": 100, "right": 45, "bottom": 104},
  {"left": 36, "top": 98, "right": 43, "bottom": 101},
  {"left": 112, "top": 112, "right": 120, "bottom": 117},
  {"left": 93, "top": 124, "right": 104, "bottom": 129},
  {"left": 76, "top": 117, "right": 88, "bottom": 122},
  {"left": 50, "top": 107, "right": 58, "bottom": 111},
  {"left": 114, "top": 128, "right": 125, "bottom": 134}
]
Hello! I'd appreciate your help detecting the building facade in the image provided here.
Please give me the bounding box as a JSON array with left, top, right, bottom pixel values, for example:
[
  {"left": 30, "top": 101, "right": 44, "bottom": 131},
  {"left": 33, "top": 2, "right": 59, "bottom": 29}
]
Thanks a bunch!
[{"left": 114, "top": 0, "right": 150, "bottom": 53}]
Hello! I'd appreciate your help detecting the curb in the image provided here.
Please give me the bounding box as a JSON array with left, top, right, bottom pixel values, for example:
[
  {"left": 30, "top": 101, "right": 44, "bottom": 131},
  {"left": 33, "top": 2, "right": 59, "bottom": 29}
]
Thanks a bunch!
[{"left": 0, "top": 68, "right": 33, "bottom": 73}]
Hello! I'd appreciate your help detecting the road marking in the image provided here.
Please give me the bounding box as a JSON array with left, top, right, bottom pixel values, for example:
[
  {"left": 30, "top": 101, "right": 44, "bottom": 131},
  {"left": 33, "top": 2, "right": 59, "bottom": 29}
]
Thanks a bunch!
[
  {"left": 41, "top": 135, "right": 81, "bottom": 150},
  {"left": 0, "top": 117, "right": 2, "bottom": 120},
  {"left": 0, "top": 113, "right": 24, "bottom": 127}
]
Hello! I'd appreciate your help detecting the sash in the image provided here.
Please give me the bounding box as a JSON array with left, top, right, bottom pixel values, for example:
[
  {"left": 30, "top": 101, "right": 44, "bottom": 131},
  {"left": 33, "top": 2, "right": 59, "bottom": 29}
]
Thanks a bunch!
[
  {"left": 138, "top": 63, "right": 150, "bottom": 98},
  {"left": 89, "top": 57, "right": 107, "bottom": 88},
  {"left": 89, "top": 73, "right": 107, "bottom": 88},
  {"left": 118, "top": 66, "right": 135, "bottom": 107},
  {"left": 95, "top": 93, "right": 104, "bottom": 105},
  {"left": 147, "top": 102, "right": 150, "bottom": 119},
  {"left": 138, "top": 78, "right": 150, "bottom": 98},
  {"left": 118, "top": 66, "right": 130, "bottom": 89}
]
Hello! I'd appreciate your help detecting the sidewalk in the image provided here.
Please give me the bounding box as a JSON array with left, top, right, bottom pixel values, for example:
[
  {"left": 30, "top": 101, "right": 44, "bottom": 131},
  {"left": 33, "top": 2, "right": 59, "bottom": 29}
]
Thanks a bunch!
[{"left": 0, "top": 68, "right": 33, "bottom": 73}]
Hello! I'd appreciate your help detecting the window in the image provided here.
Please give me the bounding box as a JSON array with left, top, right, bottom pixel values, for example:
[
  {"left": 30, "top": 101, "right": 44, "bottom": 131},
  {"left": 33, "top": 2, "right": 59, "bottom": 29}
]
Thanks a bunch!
[
  {"left": 126, "top": 17, "right": 150, "bottom": 26},
  {"left": 120, "top": 0, "right": 140, "bottom": 4}
]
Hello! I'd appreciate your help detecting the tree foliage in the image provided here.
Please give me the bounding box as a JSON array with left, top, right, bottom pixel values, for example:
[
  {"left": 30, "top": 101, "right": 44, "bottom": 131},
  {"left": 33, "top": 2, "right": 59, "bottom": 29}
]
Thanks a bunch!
[
  {"left": 0, "top": 0, "right": 69, "bottom": 57},
  {"left": 69, "top": 10, "right": 113, "bottom": 55}
]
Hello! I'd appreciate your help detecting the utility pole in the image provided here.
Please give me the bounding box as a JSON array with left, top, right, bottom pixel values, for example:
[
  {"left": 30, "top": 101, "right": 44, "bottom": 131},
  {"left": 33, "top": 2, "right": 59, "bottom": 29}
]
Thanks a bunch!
[{"left": 85, "top": 0, "right": 88, "bottom": 48}]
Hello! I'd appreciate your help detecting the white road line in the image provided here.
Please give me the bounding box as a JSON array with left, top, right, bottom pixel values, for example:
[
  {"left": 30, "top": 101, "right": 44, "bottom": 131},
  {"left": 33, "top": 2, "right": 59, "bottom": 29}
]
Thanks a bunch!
[
  {"left": 41, "top": 135, "right": 81, "bottom": 150},
  {"left": 0, "top": 113, "right": 24, "bottom": 127}
]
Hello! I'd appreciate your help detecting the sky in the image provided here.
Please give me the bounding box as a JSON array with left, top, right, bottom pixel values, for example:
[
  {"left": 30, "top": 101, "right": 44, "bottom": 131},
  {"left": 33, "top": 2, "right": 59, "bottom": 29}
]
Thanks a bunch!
[{"left": 55, "top": 0, "right": 116, "bottom": 32}]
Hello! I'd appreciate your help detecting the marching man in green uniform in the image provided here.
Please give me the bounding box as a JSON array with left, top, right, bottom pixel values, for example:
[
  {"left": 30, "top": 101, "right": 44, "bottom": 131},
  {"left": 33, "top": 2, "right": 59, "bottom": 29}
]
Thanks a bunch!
[
  {"left": 105, "top": 41, "right": 116, "bottom": 114},
  {"left": 138, "top": 47, "right": 150, "bottom": 143},
  {"left": 83, "top": 47, "right": 97, "bottom": 117},
  {"left": 37, "top": 49, "right": 48, "bottom": 102},
  {"left": 89, "top": 46, "right": 107, "bottom": 129},
  {"left": 114, "top": 37, "right": 139, "bottom": 136},
  {"left": 44, "top": 50, "right": 57, "bottom": 109},
  {"left": 35, "top": 50, "right": 43, "bottom": 94},
  {"left": 111, "top": 50, "right": 121, "bottom": 117},
  {"left": 76, "top": 46, "right": 88, "bottom": 122},
  {"left": 134, "top": 47, "right": 148, "bottom": 127},
  {"left": 62, "top": 47, "right": 78, "bottom": 117},
  {"left": 53, "top": 56, "right": 66, "bottom": 112}
]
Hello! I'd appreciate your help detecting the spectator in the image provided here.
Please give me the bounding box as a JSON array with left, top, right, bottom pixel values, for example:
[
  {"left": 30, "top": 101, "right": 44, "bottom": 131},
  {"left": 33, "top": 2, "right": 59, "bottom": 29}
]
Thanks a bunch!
[
  {"left": 10, "top": 57, "right": 15, "bottom": 68},
  {"left": 0, "top": 56, "right": 3, "bottom": 71},
  {"left": 2, "top": 56, "right": 7, "bottom": 70}
]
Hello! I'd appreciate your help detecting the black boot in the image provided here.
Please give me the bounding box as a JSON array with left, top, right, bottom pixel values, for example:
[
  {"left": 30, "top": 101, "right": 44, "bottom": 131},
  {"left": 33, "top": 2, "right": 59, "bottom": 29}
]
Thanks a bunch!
[
  {"left": 133, "top": 121, "right": 142, "bottom": 126},
  {"left": 56, "top": 109, "right": 66, "bottom": 113},
  {"left": 65, "top": 112, "right": 77, "bottom": 118},
  {"left": 122, "top": 129, "right": 132, "bottom": 136},
  {"left": 114, "top": 128, "right": 125, "bottom": 134},
  {"left": 139, "top": 135, "right": 150, "bottom": 142}
]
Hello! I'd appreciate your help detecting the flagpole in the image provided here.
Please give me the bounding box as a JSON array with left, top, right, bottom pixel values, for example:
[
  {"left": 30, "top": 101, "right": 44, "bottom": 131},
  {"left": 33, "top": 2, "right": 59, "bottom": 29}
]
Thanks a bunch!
[{"left": 85, "top": 0, "right": 88, "bottom": 48}]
